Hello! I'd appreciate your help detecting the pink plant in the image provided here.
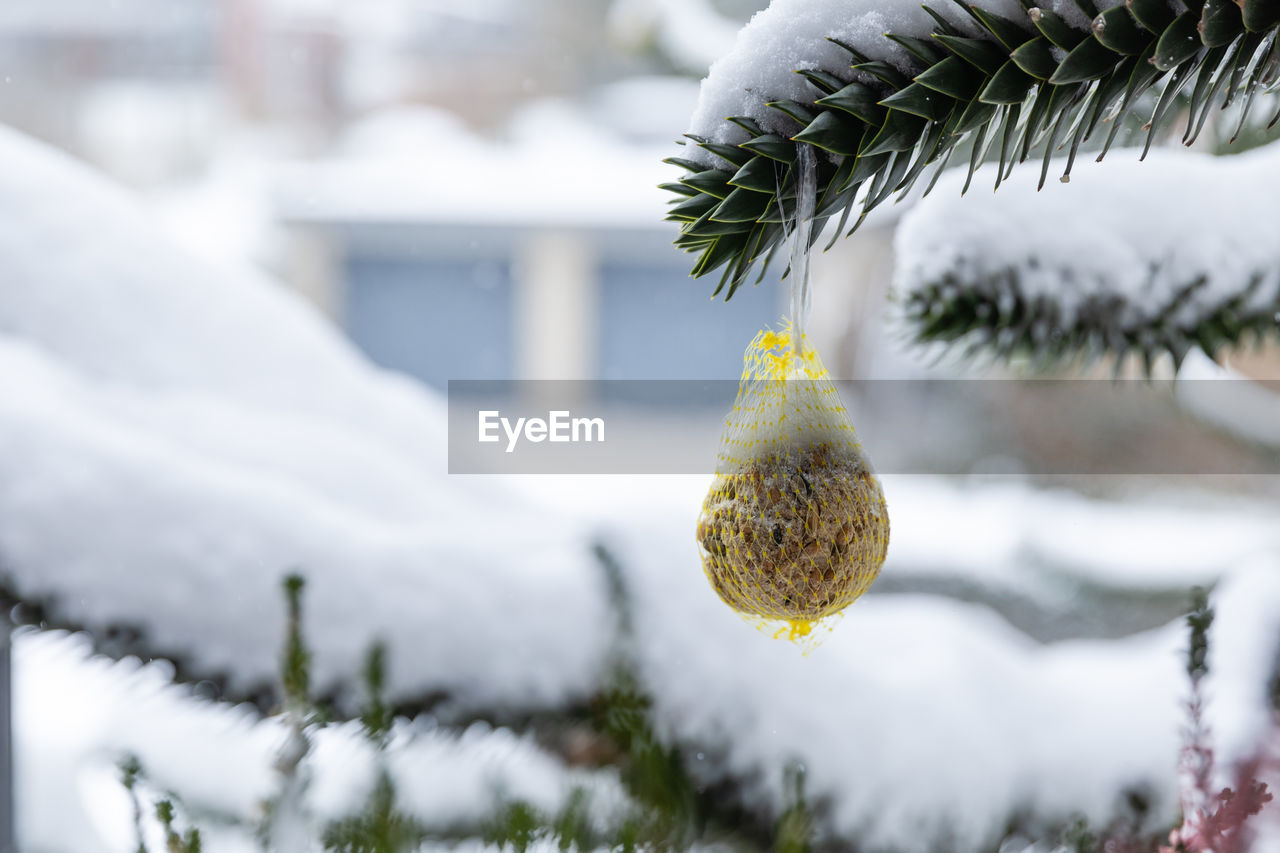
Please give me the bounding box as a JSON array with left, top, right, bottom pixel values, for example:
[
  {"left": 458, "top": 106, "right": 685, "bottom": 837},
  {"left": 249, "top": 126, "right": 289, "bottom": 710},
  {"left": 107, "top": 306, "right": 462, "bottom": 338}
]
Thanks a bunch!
[
  {"left": 1159, "top": 761, "right": 1272, "bottom": 853},
  {"left": 1157, "top": 590, "right": 1275, "bottom": 853}
]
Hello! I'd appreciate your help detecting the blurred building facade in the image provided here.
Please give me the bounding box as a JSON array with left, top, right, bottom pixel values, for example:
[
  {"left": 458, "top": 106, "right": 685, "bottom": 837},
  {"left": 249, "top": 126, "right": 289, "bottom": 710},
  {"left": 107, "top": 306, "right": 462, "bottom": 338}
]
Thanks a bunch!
[
  {"left": 278, "top": 213, "right": 787, "bottom": 386},
  {"left": 0, "top": 0, "right": 686, "bottom": 174},
  {"left": 2, "top": 0, "right": 1273, "bottom": 390}
]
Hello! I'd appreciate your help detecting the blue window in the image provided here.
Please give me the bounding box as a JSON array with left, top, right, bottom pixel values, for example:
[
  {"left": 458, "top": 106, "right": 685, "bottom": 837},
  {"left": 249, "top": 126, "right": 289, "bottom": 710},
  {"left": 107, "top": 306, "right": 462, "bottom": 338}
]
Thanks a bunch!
[
  {"left": 344, "top": 255, "right": 512, "bottom": 388},
  {"left": 598, "top": 262, "right": 784, "bottom": 380}
]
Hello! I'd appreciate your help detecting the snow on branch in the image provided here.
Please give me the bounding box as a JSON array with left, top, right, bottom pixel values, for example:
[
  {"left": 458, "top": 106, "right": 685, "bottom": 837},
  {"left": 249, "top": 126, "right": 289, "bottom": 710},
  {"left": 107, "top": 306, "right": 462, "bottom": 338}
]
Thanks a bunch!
[
  {"left": 0, "top": 125, "right": 612, "bottom": 712},
  {"left": 664, "top": 0, "right": 1280, "bottom": 299},
  {"left": 685, "top": 0, "right": 1032, "bottom": 158},
  {"left": 18, "top": 631, "right": 626, "bottom": 851},
  {"left": 894, "top": 141, "right": 1280, "bottom": 369}
]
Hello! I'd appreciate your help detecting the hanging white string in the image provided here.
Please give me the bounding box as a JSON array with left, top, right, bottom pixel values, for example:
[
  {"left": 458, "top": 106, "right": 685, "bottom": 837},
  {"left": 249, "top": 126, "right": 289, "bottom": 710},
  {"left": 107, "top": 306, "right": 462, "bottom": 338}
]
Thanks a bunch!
[{"left": 788, "top": 144, "right": 818, "bottom": 358}]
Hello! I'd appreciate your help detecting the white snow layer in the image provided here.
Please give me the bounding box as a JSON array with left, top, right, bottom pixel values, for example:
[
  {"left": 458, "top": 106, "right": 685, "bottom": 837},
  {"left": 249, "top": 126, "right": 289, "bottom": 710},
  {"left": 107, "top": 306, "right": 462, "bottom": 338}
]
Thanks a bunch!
[
  {"left": 0, "top": 124, "right": 612, "bottom": 711},
  {"left": 4, "top": 122, "right": 1280, "bottom": 851},
  {"left": 522, "top": 474, "right": 1280, "bottom": 851},
  {"left": 894, "top": 143, "right": 1280, "bottom": 332},
  {"left": 685, "top": 0, "right": 1123, "bottom": 166},
  {"left": 606, "top": 508, "right": 1280, "bottom": 852},
  {"left": 16, "top": 630, "right": 628, "bottom": 853},
  {"left": 514, "top": 473, "right": 1280, "bottom": 602}
]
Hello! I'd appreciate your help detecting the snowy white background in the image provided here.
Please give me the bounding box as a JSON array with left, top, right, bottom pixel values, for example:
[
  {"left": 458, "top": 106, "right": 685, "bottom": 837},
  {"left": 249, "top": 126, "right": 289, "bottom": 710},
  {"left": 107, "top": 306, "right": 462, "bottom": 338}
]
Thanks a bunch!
[
  {"left": 2, "top": 0, "right": 1280, "bottom": 850},
  {"left": 3, "top": 124, "right": 1279, "bottom": 851}
]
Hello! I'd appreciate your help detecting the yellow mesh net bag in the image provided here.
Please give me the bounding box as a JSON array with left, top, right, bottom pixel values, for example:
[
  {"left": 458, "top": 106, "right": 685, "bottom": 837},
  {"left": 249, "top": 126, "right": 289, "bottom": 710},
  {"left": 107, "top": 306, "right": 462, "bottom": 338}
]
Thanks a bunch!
[{"left": 695, "top": 321, "right": 889, "bottom": 644}]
